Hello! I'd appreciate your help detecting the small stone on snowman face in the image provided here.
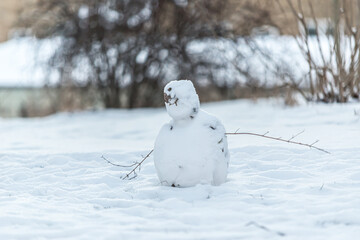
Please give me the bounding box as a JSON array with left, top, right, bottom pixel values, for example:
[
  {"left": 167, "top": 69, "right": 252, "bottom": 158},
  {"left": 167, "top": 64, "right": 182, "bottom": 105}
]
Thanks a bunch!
[
  {"left": 164, "top": 93, "right": 170, "bottom": 103},
  {"left": 164, "top": 92, "right": 179, "bottom": 106}
]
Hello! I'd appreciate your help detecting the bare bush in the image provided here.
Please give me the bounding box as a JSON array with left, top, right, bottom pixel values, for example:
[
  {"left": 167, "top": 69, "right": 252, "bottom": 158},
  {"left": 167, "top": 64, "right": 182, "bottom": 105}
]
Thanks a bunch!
[
  {"left": 19, "top": 0, "right": 238, "bottom": 109},
  {"left": 277, "top": 0, "right": 360, "bottom": 103},
  {"left": 15, "top": 0, "right": 285, "bottom": 111}
]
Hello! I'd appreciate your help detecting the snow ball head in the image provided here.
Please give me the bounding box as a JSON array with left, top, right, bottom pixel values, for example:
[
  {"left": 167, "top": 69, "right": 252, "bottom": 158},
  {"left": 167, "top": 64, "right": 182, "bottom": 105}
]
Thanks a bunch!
[
  {"left": 154, "top": 80, "right": 229, "bottom": 187},
  {"left": 163, "top": 80, "right": 200, "bottom": 120}
]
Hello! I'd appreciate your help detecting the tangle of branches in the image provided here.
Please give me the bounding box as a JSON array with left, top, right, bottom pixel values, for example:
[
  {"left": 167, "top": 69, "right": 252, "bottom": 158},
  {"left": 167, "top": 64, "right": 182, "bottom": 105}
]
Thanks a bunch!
[{"left": 102, "top": 130, "right": 330, "bottom": 180}]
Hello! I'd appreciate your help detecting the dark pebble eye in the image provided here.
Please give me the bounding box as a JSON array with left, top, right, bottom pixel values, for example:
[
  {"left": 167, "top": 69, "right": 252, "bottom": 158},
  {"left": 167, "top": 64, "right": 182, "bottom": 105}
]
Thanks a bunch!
[{"left": 168, "top": 87, "right": 172, "bottom": 91}]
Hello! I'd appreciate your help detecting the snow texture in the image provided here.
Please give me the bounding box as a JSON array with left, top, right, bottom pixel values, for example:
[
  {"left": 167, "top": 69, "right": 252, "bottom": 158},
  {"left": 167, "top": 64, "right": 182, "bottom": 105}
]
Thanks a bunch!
[
  {"left": 0, "top": 99, "right": 359, "bottom": 239},
  {"left": 154, "top": 80, "right": 229, "bottom": 187}
]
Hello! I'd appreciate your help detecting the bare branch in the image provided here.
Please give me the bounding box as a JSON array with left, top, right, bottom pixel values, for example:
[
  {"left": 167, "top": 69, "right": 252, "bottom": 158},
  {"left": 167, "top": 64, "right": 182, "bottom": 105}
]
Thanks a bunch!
[
  {"left": 226, "top": 131, "right": 330, "bottom": 154},
  {"left": 310, "top": 140, "right": 319, "bottom": 146},
  {"left": 287, "top": 129, "right": 305, "bottom": 141},
  {"left": 245, "top": 221, "right": 286, "bottom": 237},
  {"left": 122, "top": 149, "right": 154, "bottom": 180},
  {"left": 101, "top": 155, "right": 138, "bottom": 168}
]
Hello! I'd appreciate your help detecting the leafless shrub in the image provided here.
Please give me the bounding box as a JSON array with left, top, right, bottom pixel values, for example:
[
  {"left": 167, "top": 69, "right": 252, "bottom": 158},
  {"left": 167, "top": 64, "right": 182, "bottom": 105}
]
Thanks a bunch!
[
  {"left": 227, "top": 0, "right": 277, "bottom": 36},
  {"left": 277, "top": 0, "right": 360, "bottom": 103},
  {"left": 18, "top": 0, "right": 239, "bottom": 109},
  {"left": 14, "top": 0, "right": 288, "bottom": 112}
]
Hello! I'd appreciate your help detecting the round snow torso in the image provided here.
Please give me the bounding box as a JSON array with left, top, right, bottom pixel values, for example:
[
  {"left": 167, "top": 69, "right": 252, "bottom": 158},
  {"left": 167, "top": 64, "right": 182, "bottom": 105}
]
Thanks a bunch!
[{"left": 154, "top": 110, "right": 229, "bottom": 187}]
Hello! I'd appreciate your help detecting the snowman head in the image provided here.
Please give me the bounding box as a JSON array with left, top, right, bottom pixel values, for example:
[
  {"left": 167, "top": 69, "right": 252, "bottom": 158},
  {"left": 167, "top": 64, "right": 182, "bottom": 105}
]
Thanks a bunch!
[{"left": 163, "top": 80, "right": 200, "bottom": 121}]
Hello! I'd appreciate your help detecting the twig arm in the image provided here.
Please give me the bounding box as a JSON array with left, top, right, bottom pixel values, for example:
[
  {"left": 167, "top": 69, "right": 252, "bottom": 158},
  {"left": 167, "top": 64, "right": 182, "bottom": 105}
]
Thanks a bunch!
[
  {"left": 101, "top": 155, "right": 138, "bottom": 168},
  {"left": 226, "top": 132, "right": 330, "bottom": 154},
  {"left": 122, "top": 149, "right": 154, "bottom": 180}
]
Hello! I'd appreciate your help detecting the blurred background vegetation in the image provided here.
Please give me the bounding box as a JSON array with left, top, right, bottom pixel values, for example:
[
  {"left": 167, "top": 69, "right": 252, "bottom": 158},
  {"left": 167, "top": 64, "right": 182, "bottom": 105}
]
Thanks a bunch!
[{"left": 0, "top": 0, "right": 359, "bottom": 117}]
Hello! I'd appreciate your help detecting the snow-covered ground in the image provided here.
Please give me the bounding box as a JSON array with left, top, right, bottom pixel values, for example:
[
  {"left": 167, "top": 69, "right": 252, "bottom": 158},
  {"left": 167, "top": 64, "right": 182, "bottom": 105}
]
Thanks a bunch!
[{"left": 1, "top": 99, "right": 359, "bottom": 239}]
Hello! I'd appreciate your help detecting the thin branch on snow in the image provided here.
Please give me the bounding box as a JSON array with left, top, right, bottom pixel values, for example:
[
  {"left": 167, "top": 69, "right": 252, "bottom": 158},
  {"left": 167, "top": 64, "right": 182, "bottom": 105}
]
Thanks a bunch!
[
  {"left": 288, "top": 130, "right": 305, "bottom": 141},
  {"left": 122, "top": 149, "right": 154, "bottom": 180},
  {"left": 245, "top": 221, "right": 286, "bottom": 237},
  {"left": 310, "top": 140, "right": 319, "bottom": 147},
  {"left": 225, "top": 131, "right": 330, "bottom": 154},
  {"left": 101, "top": 155, "right": 138, "bottom": 168}
]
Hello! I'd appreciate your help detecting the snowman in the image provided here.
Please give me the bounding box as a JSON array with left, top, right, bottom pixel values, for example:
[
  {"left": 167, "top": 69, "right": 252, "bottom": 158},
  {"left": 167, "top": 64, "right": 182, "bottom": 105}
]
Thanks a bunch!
[{"left": 154, "top": 80, "right": 229, "bottom": 187}]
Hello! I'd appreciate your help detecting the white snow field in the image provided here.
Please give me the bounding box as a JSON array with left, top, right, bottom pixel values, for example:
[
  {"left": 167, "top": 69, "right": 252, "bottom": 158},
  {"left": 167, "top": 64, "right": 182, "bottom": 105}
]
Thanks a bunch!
[{"left": 1, "top": 99, "right": 360, "bottom": 239}]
